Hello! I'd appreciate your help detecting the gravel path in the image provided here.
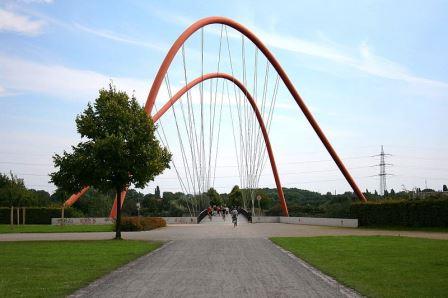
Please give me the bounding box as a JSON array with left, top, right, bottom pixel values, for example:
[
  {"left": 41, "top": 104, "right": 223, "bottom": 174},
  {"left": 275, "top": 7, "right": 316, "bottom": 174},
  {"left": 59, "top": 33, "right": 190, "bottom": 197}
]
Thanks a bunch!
[{"left": 70, "top": 238, "right": 359, "bottom": 298}]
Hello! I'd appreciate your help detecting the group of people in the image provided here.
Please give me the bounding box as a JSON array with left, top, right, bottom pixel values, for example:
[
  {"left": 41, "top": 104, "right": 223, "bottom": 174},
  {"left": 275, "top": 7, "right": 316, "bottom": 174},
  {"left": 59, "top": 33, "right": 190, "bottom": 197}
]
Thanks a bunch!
[{"left": 206, "top": 205, "right": 239, "bottom": 227}]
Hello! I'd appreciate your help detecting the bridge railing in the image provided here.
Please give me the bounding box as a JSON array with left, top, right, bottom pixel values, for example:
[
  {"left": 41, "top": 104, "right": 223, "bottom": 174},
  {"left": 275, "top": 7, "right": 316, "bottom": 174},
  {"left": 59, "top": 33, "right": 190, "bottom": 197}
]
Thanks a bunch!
[
  {"left": 197, "top": 209, "right": 208, "bottom": 224},
  {"left": 238, "top": 208, "right": 252, "bottom": 223}
]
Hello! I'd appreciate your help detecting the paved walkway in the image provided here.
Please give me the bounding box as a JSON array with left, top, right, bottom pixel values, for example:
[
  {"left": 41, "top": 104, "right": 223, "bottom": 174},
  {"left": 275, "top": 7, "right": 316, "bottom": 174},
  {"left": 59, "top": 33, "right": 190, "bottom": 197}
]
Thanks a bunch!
[
  {"left": 70, "top": 238, "right": 359, "bottom": 298},
  {"left": 1, "top": 223, "right": 447, "bottom": 241}
]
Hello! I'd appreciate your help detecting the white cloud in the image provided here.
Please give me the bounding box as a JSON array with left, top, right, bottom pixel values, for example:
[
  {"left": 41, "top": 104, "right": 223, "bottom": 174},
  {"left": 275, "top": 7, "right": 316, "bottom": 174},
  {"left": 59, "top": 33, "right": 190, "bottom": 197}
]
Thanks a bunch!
[
  {"left": 0, "top": 53, "right": 152, "bottom": 104},
  {"left": 0, "top": 8, "right": 45, "bottom": 35}
]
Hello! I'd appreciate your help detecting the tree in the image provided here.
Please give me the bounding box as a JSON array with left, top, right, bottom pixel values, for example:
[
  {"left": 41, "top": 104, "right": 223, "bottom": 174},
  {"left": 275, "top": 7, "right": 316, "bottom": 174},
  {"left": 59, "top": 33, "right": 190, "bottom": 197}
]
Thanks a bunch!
[
  {"left": 228, "top": 185, "right": 242, "bottom": 207},
  {"left": 155, "top": 186, "right": 161, "bottom": 199},
  {"left": 390, "top": 188, "right": 395, "bottom": 196},
  {"left": 206, "top": 187, "right": 221, "bottom": 206},
  {"left": 0, "top": 172, "right": 29, "bottom": 207},
  {"left": 50, "top": 85, "right": 171, "bottom": 239},
  {"left": 122, "top": 189, "right": 145, "bottom": 216},
  {"left": 254, "top": 189, "right": 272, "bottom": 210},
  {"left": 443, "top": 185, "right": 447, "bottom": 192}
]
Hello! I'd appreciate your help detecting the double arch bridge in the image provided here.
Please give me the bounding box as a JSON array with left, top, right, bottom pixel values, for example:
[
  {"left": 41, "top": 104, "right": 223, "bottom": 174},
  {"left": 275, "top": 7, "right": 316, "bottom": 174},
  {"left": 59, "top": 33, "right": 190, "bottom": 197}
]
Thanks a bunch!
[{"left": 63, "top": 16, "right": 367, "bottom": 217}]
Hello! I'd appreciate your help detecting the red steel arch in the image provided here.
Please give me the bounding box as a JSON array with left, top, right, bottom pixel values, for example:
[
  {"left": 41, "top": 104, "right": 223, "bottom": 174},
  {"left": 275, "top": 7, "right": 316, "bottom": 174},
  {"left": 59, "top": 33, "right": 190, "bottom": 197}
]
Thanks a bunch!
[
  {"left": 145, "top": 16, "right": 367, "bottom": 203},
  {"left": 153, "top": 72, "right": 288, "bottom": 216},
  {"left": 65, "top": 16, "right": 367, "bottom": 219}
]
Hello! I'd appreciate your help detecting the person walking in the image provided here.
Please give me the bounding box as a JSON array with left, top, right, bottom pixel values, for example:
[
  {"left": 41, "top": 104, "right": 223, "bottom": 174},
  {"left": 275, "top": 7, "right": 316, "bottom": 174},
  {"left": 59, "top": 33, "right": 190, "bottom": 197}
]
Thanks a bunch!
[
  {"left": 231, "top": 208, "right": 238, "bottom": 227},
  {"left": 207, "top": 206, "right": 212, "bottom": 221},
  {"left": 222, "top": 207, "right": 226, "bottom": 221}
]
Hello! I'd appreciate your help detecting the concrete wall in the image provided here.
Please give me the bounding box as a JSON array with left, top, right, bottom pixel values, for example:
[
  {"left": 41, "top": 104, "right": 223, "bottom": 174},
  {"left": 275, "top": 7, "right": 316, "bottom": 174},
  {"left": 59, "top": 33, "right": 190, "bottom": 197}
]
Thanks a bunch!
[
  {"left": 52, "top": 217, "right": 198, "bottom": 225},
  {"left": 279, "top": 217, "right": 358, "bottom": 228},
  {"left": 251, "top": 216, "right": 279, "bottom": 223},
  {"left": 163, "top": 217, "right": 197, "bottom": 224},
  {"left": 252, "top": 216, "right": 358, "bottom": 228},
  {"left": 51, "top": 217, "right": 114, "bottom": 225}
]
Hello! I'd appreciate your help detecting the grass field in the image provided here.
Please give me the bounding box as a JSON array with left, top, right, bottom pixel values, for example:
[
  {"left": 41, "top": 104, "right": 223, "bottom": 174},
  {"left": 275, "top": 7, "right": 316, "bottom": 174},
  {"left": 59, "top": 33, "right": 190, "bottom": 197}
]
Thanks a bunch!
[
  {"left": 271, "top": 236, "right": 448, "bottom": 297},
  {"left": 360, "top": 225, "right": 448, "bottom": 233},
  {"left": 0, "top": 224, "right": 114, "bottom": 233},
  {"left": 0, "top": 240, "right": 161, "bottom": 297}
]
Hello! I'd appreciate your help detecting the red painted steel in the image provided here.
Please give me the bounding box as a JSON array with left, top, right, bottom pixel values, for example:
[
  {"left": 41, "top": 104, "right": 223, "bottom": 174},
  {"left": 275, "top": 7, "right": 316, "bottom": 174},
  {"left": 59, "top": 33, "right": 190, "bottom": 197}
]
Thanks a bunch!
[
  {"left": 109, "top": 189, "right": 127, "bottom": 219},
  {"left": 152, "top": 72, "right": 289, "bottom": 216},
  {"left": 145, "top": 16, "right": 367, "bottom": 203},
  {"left": 63, "top": 186, "right": 89, "bottom": 207}
]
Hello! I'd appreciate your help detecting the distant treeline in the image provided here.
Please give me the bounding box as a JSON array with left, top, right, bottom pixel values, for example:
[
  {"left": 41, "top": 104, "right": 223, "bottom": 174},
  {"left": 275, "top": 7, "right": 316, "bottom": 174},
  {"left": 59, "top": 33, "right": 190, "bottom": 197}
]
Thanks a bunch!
[{"left": 1, "top": 172, "right": 447, "bottom": 223}]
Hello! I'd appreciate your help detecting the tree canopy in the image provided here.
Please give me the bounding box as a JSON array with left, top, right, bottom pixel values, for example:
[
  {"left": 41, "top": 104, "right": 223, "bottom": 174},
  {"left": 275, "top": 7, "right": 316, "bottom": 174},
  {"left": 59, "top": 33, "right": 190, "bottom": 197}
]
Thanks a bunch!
[
  {"left": 50, "top": 85, "right": 171, "bottom": 238},
  {"left": 51, "top": 85, "right": 171, "bottom": 194},
  {"left": 206, "top": 187, "right": 222, "bottom": 206}
]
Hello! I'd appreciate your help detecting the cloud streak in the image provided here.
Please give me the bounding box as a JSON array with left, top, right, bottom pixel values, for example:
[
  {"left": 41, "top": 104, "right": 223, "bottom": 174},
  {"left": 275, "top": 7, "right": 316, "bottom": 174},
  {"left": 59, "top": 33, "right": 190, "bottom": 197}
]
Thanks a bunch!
[
  {"left": 148, "top": 11, "right": 448, "bottom": 98},
  {"left": 73, "top": 23, "right": 167, "bottom": 52}
]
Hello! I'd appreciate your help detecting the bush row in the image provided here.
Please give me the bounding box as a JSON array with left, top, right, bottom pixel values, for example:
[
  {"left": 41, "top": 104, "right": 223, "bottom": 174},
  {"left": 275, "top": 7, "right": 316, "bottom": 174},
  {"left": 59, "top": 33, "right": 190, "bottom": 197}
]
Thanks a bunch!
[
  {"left": 350, "top": 199, "right": 448, "bottom": 227},
  {"left": 120, "top": 216, "right": 166, "bottom": 231},
  {"left": 0, "top": 207, "right": 83, "bottom": 224}
]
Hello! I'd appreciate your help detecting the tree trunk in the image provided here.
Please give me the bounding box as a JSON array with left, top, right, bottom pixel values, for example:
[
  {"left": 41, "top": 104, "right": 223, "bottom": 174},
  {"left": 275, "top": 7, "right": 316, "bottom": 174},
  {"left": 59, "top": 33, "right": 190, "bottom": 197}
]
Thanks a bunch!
[
  {"left": 115, "top": 187, "right": 122, "bottom": 240},
  {"left": 10, "top": 206, "right": 13, "bottom": 227}
]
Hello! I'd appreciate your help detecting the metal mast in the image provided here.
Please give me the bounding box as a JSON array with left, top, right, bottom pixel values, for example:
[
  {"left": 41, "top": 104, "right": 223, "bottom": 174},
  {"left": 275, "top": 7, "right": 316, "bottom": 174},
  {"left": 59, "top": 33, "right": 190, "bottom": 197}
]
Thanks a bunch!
[{"left": 379, "top": 145, "right": 387, "bottom": 196}]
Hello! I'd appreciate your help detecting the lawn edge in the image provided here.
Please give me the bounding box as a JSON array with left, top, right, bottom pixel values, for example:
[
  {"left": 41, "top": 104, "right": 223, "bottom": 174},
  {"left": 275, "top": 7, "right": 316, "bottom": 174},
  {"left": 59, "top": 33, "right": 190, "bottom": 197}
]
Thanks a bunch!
[
  {"left": 68, "top": 240, "right": 172, "bottom": 297},
  {"left": 269, "top": 238, "right": 363, "bottom": 298}
]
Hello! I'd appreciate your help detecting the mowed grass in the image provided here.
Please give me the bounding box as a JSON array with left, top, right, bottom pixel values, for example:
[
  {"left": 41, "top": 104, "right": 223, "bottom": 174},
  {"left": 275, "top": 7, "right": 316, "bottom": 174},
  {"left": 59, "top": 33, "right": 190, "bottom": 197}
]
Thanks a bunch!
[
  {"left": 0, "top": 224, "right": 114, "bottom": 233},
  {"left": 0, "top": 240, "right": 161, "bottom": 297},
  {"left": 360, "top": 225, "right": 448, "bottom": 233},
  {"left": 271, "top": 236, "right": 448, "bottom": 297}
]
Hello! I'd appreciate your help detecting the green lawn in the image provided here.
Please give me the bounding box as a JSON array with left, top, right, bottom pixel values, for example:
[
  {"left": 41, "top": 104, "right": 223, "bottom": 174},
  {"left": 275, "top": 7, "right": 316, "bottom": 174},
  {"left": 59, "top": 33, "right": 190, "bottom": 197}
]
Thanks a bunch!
[
  {"left": 360, "top": 225, "right": 448, "bottom": 233},
  {"left": 271, "top": 236, "right": 448, "bottom": 297},
  {"left": 0, "top": 224, "right": 114, "bottom": 233},
  {"left": 0, "top": 240, "right": 161, "bottom": 297}
]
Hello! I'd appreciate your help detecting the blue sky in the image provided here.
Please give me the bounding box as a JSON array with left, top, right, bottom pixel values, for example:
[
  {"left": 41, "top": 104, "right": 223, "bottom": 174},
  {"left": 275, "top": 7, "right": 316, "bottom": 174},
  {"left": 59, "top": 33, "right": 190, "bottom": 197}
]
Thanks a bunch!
[{"left": 0, "top": 0, "right": 447, "bottom": 195}]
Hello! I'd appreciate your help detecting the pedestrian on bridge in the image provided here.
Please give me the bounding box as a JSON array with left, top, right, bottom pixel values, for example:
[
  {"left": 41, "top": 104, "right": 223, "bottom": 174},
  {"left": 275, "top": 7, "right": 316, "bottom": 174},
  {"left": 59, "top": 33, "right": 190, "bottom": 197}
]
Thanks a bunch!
[
  {"left": 231, "top": 208, "right": 238, "bottom": 227},
  {"left": 207, "top": 206, "right": 212, "bottom": 221}
]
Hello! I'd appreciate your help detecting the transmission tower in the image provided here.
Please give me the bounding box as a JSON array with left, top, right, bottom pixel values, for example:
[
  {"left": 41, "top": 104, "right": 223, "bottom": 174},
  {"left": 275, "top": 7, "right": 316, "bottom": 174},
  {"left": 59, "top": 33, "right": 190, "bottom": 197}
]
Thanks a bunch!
[
  {"left": 371, "top": 145, "right": 393, "bottom": 196},
  {"left": 374, "top": 145, "right": 392, "bottom": 196},
  {"left": 379, "top": 146, "right": 387, "bottom": 195}
]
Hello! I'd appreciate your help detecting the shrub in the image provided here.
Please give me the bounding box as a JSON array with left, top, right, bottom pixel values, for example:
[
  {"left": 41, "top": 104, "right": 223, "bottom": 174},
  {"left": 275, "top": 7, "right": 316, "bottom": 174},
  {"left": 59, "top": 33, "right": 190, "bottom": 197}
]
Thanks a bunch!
[
  {"left": 120, "top": 216, "right": 166, "bottom": 231},
  {"left": 350, "top": 199, "right": 448, "bottom": 227},
  {"left": 265, "top": 203, "right": 326, "bottom": 217}
]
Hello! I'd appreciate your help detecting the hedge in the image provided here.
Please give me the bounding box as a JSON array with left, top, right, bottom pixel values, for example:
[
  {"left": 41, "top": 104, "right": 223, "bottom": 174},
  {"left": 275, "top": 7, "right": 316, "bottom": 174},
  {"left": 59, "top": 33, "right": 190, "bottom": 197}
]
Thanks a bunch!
[
  {"left": 0, "top": 207, "right": 83, "bottom": 224},
  {"left": 350, "top": 199, "right": 448, "bottom": 227},
  {"left": 120, "top": 216, "right": 166, "bottom": 231}
]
